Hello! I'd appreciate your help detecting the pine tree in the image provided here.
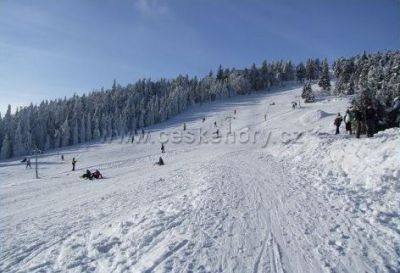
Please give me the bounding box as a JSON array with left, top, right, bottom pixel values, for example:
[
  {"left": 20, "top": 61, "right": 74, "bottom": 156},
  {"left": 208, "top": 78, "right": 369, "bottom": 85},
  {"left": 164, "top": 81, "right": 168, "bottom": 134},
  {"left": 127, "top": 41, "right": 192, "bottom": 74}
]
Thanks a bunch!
[
  {"left": 0, "top": 134, "right": 12, "bottom": 159},
  {"left": 302, "top": 82, "right": 315, "bottom": 103},
  {"left": 216, "top": 65, "right": 224, "bottom": 80},
  {"left": 296, "top": 62, "right": 306, "bottom": 82},
  {"left": 61, "top": 118, "right": 70, "bottom": 147},
  {"left": 318, "top": 59, "right": 331, "bottom": 90}
]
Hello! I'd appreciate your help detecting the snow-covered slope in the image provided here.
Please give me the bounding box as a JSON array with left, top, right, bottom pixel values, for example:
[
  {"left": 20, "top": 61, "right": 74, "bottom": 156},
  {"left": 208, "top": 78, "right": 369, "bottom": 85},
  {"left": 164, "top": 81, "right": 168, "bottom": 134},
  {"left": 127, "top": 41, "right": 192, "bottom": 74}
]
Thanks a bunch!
[{"left": 1, "top": 84, "right": 399, "bottom": 273}]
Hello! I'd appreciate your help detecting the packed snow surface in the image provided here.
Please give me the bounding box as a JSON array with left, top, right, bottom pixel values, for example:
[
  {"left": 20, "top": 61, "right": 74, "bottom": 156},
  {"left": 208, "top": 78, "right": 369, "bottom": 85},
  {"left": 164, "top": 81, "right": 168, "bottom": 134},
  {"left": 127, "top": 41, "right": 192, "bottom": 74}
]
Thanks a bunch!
[{"left": 1, "top": 84, "right": 399, "bottom": 273}]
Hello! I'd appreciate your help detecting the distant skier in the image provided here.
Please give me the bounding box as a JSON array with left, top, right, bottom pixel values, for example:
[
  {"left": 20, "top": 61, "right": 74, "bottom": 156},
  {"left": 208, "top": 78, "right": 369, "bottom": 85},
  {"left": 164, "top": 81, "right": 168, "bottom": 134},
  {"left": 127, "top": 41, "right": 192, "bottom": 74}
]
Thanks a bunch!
[
  {"left": 214, "top": 121, "right": 217, "bottom": 127},
  {"left": 61, "top": 154, "right": 64, "bottom": 161},
  {"left": 353, "top": 107, "right": 363, "bottom": 139},
  {"left": 161, "top": 143, "right": 165, "bottom": 153},
  {"left": 215, "top": 129, "right": 220, "bottom": 138},
  {"left": 344, "top": 109, "right": 352, "bottom": 135},
  {"left": 72, "top": 157, "right": 77, "bottom": 171},
  {"left": 365, "top": 104, "right": 376, "bottom": 137},
  {"left": 333, "top": 113, "right": 343, "bottom": 135},
  {"left": 26, "top": 158, "right": 32, "bottom": 169},
  {"left": 202, "top": 117, "right": 206, "bottom": 123},
  {"left": 183, "top": 123, "right": 186, "bottom": 131},
  {"left": 93, "top": 170, "right": 103, "bottom": 179},
  {"left": 155, "top": 157, "right": 164, "bottom": 166},
  {"left": 81, "top": 169, "right": 93, "bottom": 180}
]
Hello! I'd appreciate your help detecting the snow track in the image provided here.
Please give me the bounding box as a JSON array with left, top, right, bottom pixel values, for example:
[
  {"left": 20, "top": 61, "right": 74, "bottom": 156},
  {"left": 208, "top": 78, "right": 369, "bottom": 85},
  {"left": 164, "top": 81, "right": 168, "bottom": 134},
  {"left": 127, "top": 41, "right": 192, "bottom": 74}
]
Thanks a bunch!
[{"left": 1, "top": 85, "right": 399, "bottom": 272}]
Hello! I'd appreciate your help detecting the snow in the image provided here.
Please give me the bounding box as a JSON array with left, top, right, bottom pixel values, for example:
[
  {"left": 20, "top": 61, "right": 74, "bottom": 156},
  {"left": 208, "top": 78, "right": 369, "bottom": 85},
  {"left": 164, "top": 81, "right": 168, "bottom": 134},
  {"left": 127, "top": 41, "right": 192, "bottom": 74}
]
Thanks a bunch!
[{"left": 1, "top": 84, "right": 399, "bottom": 273}]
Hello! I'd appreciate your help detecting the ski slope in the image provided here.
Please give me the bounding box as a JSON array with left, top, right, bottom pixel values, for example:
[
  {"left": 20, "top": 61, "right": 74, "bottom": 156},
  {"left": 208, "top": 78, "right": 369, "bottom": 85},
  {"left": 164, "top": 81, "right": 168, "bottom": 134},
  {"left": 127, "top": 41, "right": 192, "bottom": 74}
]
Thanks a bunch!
[{"left": 1, "top": 84, "right": 399, "bottom": 273}]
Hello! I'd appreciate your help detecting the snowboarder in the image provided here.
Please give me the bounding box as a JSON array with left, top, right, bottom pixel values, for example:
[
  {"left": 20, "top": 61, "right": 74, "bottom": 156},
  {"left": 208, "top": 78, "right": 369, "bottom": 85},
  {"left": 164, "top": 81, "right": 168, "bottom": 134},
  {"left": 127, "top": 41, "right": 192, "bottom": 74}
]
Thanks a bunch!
[
  {"left": 72, "top": 157, "right": 77, "bottom": 171},
  {"left": 183, "top": 123, "right": 186, "bottom": 131},
  {"left": 344, "top": 109, "right": 352, "bottom": 135},
  {"left": 26, "top": 159, "right": 31, "bottom": 169},
  {"left": 334, "top": 113, "right": 343, "bottom": 135},
  {"left": 81, "top": 169, "right": 93, "bottom": 180},
  {"left": 365, "top": 104, "right": 376, "bottom": 137},
  {"left": 353, "top": 107, "right": 363, "bottom": 139},
  {"left": 61, "top": 154, "right": 64, "bottom": 161},
  {"left": 92, "top": 170, "right": 103, "bottom": 179},
  {"left": 155, "top": 157, "right": 164, "bottom": 166},
  {"left": 161, "top": 143, "right": 165, "bottom": 153}
]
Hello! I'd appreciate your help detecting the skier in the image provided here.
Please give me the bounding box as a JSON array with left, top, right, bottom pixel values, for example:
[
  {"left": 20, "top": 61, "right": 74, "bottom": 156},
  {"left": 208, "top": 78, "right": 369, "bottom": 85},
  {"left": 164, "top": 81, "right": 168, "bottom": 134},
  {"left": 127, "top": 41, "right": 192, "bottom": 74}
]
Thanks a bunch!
[
  {"left": 81, "top": 169, "right": 93, "bottom": 180},
  {"left": 333, "top": 113, "right": 343, "bottom": 135},
  {"left": 202, "top": 117, "right": 206, "bottom": 123},
  {"left": 365, "top": 104, "right": 376, "bottom": 137},
  {"left": 215, "top": 129, "right": 220, "bottom": 138},
  {"left": 26, "top": 158, "right": 32, "bottom": 169},
  {"left": 92, "top": 170, "right": 103, "bottom": 179},
  {"left": 161, "top": 143, "right": 165, "bottom": 153},
  {"left": 214, "top": 121, "right": 217, "bottom": 127},
  {"left": 344, "top": 109, "right": 352, "bottom": 135},
  {"left": 72, "top": 157, "right": 77, "bottom": 171},
  {"left": 353, "top": 107, "right": 363, "bottom": 139},
  {"left": 61, "top": 154, "right": 64, "bottom": 161},
  {"left": 183, "top": 123, "right": 186, "bottom": 131},
  {"left": 155, "top": 157, "right": 164, "bottom": 166}
]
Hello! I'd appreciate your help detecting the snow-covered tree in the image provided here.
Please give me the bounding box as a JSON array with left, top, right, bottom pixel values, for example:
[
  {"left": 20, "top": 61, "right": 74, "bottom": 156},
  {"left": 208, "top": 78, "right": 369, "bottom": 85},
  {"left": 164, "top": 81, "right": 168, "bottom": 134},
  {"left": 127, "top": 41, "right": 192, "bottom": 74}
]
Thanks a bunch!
[
  {"left": 302, "top": 82, "right": 315, "bottom": 103},
  {"left": 318, "top": 59, "right": 331, "bottom": 91}
]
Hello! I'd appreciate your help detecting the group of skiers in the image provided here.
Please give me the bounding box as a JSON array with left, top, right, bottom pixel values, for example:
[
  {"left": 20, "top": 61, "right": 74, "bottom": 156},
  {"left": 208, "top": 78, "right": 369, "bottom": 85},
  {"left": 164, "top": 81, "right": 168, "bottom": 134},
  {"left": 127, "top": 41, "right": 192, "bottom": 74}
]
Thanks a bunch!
[
  {"left": 81, "top": 169, "right": 103, "bottom": 180},
  {"left": 334, "top": 102, "right": 377, "bottom": 138}
]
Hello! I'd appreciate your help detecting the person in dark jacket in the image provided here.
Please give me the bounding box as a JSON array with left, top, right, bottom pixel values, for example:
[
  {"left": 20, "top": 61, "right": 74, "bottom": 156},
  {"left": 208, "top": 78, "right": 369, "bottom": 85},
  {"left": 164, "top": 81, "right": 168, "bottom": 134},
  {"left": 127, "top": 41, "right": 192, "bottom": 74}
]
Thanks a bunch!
[
  {"left": 334, "top": 113, "right": 343, "bottom": 135},
  {"left": 26, "top": 159, "right": 32, "bottom": 169},
  {"left": 155, "top": 157, "right": 164, "bottom": 166},
  {"left": 72, "top": 157, "right": 77, "bottom": 171},
  {"left": 92, "top": 170, "right": 103, "bottom": 179},
  {"left": 353, "top": 107, "right": 363, "bottom": 138},
  {"left": 161, "top": 143, "right": 165, "bottom": 153},
  {"left": 365, "top": 104, "right": 376, "bottom": 137},
  {"left": 82, "top": 169, "right": 93, "bottom": 180}
]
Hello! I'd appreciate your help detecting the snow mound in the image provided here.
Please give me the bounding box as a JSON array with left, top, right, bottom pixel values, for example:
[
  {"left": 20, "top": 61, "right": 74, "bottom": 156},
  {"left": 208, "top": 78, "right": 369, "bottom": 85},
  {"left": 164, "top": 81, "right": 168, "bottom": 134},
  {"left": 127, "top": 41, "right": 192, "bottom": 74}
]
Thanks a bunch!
[{"left": 300, "top": 109, "right": 330, "bottom": 124}]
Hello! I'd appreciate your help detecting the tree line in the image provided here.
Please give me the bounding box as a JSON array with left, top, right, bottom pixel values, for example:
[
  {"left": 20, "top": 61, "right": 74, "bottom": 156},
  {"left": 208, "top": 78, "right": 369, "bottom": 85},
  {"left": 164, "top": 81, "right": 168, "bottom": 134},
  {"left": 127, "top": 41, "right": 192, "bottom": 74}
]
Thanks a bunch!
[{"left": 2, "top": 51, "right": 399, "bottom": 159}]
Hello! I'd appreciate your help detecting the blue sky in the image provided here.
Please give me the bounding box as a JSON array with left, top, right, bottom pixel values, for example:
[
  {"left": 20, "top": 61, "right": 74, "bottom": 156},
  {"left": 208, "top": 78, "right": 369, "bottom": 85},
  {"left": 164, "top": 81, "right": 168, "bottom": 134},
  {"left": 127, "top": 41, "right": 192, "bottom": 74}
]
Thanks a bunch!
[{"left": 1, "top": 0, "right": 399, "bottom": 114}]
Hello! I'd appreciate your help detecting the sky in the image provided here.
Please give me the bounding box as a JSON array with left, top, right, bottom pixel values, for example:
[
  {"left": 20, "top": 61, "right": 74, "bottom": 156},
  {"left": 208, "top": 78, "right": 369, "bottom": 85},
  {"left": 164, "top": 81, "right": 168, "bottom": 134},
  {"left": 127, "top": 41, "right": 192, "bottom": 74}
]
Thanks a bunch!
[{"left": 1, "top": 0, "right": 399, "bottom": 114}]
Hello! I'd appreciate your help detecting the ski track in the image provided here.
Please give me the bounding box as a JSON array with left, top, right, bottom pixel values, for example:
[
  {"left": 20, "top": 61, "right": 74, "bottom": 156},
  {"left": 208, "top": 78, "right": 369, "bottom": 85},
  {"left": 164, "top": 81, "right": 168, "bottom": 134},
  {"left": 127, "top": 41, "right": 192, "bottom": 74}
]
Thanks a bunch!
[{"left": 1, "top": 84, "right": 399, "bottom": 272}]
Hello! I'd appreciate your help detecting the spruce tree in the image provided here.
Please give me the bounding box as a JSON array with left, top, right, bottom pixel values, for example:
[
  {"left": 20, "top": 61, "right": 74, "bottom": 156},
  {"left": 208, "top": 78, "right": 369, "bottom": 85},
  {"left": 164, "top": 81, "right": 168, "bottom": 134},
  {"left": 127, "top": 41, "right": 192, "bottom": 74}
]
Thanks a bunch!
[
  {"left": 302, "top": 82, "right": 315, "bottom": 103},
  {"left": 318, "top": 59, "right": 331, "bottom": 90}
]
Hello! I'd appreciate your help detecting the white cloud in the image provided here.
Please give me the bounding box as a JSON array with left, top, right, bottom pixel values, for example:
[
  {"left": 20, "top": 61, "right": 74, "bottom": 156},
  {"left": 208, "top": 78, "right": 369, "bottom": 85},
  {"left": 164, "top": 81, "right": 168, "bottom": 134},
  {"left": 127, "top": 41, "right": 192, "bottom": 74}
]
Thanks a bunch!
[{"left": 134, "top": 0, "right": 169, "bottom": 15}]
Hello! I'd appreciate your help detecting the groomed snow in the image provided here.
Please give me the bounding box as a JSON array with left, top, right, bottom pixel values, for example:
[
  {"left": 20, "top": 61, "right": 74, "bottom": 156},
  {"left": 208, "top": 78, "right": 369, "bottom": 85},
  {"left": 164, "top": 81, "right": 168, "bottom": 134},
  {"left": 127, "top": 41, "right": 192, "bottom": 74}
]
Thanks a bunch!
[{"left": 1, "top": 84, "right": 399, "bottom": 273}]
